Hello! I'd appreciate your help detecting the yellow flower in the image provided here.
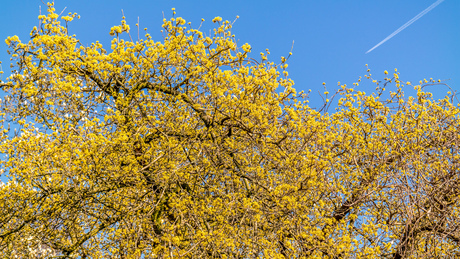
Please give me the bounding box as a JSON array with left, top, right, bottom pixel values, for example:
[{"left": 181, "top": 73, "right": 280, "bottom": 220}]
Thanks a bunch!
[
  {"left": 242, "top": 43, "right": 251, "bottom": 52},
  {"left": 212, "top": 16, "right": 222, "bottom": 23}
]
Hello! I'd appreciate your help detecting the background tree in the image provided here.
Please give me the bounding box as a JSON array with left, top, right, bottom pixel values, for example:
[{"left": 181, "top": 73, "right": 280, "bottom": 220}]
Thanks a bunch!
[{"left": 0, "top": 3, "right": 459, "bottom": 258}]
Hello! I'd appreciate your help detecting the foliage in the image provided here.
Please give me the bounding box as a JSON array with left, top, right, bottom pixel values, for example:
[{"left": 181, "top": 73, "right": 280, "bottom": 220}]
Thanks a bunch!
[{"left": 0, "top": 3, "right": 459, "bottom": 258}]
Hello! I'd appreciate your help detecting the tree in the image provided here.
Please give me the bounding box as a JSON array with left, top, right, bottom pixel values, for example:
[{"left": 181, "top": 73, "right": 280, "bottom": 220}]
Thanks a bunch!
[{"left": 0, "top": 3, "right": 459, "bottom": 258}]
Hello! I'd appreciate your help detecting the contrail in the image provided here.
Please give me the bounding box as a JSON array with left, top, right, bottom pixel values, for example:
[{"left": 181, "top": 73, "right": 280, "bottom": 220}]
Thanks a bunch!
[{"left": 366, "top": 0, "right": 444, "bottom": 54}]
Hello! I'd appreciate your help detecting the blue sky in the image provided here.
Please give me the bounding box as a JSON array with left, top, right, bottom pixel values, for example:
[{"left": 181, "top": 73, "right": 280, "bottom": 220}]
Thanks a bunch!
[{"left": 0, "top": 0, "right": 458, "bottom": 108}]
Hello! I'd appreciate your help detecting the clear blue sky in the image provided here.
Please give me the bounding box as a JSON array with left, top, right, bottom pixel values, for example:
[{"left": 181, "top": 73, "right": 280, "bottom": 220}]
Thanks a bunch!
[{"left": 0, "top": 0, "right": 458, "bottom": 108}]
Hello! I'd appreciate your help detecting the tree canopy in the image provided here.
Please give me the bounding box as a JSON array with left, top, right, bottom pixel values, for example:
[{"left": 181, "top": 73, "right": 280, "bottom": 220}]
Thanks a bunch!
[{"left": 0, "top": 3, "right": 459, "bottom": 258}]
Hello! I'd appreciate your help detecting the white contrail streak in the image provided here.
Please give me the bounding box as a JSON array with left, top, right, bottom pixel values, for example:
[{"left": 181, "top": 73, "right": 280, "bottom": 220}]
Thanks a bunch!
[{"left": 366, "top": 0, "right": 444, "bottom": 54}]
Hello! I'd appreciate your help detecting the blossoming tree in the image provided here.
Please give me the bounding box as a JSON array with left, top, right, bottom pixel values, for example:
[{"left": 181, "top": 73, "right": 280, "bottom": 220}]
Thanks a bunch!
[{"left": 0, "top": 3, "right": 459, "bottom": 258}]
